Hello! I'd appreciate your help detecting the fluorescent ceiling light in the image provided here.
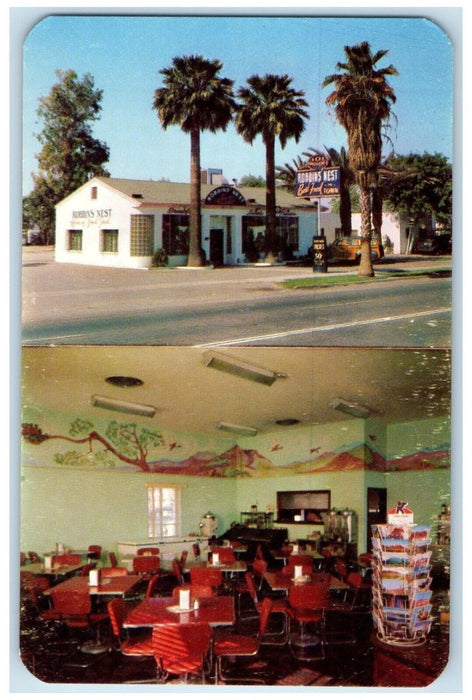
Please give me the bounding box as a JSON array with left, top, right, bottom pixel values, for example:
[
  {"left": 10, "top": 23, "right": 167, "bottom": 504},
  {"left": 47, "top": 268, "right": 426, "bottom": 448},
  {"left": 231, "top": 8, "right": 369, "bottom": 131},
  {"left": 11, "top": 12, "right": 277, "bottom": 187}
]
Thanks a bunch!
[
  {"left": 91, "top": 394, "right": 156, "bottom": 418},
  {"left": 203, "top": 351, "right": 283, "bottom": 386},
  {"left": 216, "top": 421, "right": 258, "bottom": 437},
  {"left": 330, "top": 397, "right": 371, "bottom": 419}
]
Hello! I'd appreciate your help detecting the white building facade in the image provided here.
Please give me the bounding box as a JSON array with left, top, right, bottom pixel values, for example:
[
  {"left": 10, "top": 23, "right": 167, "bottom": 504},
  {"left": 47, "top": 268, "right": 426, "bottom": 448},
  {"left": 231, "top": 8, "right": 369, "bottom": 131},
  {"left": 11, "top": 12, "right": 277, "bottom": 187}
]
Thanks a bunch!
[
  {"left": 319, "top": 210, "right": 433, "bottom": 254},
  {"left": 55, "top": 177, "right": 318, "bottom": 269}
]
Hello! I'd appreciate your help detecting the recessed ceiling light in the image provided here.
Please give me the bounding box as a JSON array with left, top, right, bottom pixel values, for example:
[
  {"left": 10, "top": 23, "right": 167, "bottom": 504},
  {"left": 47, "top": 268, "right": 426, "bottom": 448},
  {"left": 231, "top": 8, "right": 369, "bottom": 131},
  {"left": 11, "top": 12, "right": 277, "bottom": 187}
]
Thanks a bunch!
[
  {"left": 105, "top": 376, "right": 144, "bottom": 387},
  {"left": 275, "top": 418, "right": 300, "bottom": 426}
]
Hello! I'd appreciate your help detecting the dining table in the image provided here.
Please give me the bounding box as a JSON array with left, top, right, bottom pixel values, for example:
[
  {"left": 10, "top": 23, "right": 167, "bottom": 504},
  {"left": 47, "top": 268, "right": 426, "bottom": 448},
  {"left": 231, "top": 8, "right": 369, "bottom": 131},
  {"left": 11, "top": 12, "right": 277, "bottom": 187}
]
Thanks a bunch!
[
  {"left": 44, "top": 574, "right": 143, "bottom": 598},
  {"left": 184, "top": 560, "right": 247, "bottom": 575},
  {"left": 123, "top": 595, "right": 235, "bottom": 628},
  {"left": 21, "top": 562, "right": 84, "bottom": 579},
  {"left": 264, "top": 570, "right": 349, "bottom": 594},
  {"left": 270, "top": 548, "right": 324, "bottom": 564}
]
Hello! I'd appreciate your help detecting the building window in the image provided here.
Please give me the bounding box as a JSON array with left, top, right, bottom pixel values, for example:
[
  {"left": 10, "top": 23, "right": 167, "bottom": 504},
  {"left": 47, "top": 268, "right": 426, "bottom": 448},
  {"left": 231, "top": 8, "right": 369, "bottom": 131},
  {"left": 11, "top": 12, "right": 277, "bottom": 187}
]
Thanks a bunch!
[
  {"left": 242, "top": 215, "right": 265, "bottom": 260},
  {"left": 67, "top": 230, "right": 83, "bottom": 251},
  {"left": 242, "top": 215, "right": 299, "bottom": 259},
  {"left": 130, "top": 215, "right": 154, "bottom": 256},
  {"left": 276, "top": 216, "right": 299, "bottom": 253},
  {"left": 101, "top": 229, "right": 119, "bottom": 253},
  {"left": 162, "top": 214, "right": 189, "bottom": 255},
  {"left": 91, "top": 186, "right": 97, "bottom": 199},
  {"left": 147, "top": 484, "right": 181, "bottom": 538}
]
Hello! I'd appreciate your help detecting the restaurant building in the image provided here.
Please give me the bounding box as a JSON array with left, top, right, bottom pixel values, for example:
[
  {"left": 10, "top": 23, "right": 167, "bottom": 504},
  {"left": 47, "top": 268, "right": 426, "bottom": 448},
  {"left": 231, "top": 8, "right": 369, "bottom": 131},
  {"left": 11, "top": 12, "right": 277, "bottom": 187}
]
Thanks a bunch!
[{"left": 55, "top": 176, "right": 318, "bottom": 268}]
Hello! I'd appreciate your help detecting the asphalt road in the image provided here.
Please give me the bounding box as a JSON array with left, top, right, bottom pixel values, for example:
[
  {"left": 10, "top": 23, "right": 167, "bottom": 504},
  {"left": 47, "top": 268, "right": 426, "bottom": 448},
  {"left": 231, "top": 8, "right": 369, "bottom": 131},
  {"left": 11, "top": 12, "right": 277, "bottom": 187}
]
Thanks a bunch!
[{"left": 20, "top": 248, "right": 452, "bottom": 347}]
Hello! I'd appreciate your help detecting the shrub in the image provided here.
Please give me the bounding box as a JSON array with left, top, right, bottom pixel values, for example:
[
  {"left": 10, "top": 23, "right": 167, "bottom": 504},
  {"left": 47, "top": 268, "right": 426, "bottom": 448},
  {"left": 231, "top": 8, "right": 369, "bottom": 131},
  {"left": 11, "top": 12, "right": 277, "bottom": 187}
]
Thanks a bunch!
[{"left": 151, "top": 248, "right": 168, "bottom": 267}]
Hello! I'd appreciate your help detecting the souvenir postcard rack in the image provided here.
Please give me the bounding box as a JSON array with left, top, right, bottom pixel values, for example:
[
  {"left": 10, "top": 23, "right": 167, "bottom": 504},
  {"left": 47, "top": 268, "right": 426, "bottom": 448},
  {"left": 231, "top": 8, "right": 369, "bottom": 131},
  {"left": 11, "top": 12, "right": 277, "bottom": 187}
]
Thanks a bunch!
[{"left": 371, "top": 523, "right": 433, "bottom": 647}]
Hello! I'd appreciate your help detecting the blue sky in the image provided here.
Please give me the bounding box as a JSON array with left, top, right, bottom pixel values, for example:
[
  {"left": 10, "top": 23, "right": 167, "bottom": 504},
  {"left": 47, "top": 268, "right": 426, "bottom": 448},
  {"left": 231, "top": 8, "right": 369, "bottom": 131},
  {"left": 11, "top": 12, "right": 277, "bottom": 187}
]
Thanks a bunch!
[{"left": 21, "top": 11, "right": 455, "bottom": 195}]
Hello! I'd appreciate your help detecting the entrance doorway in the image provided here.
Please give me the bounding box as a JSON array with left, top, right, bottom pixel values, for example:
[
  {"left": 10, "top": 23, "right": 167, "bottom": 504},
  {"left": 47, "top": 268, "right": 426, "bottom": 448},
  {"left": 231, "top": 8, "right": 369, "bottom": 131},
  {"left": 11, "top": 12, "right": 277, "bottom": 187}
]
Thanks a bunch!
[
  {"left": 366, "top": 487, "right": 387, "bottom": 550},
  {"left": 210, "top": 229, "right": 224, "bottom": 267}
]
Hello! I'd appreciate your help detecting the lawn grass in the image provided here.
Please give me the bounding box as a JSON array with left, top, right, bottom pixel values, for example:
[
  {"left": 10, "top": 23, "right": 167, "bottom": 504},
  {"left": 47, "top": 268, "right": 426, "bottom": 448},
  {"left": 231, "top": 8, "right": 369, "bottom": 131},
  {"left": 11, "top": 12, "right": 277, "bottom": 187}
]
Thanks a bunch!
[{"left": 280, "top": 268, "right": 450, "bottom": 289}]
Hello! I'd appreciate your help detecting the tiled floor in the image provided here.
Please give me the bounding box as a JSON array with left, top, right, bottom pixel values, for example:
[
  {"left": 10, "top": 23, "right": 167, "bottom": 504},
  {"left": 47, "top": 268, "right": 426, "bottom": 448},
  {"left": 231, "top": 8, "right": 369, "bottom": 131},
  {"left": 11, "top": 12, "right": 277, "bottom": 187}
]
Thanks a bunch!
[{"left": 19, "top": 574, "right": 449, "bottom": 687}]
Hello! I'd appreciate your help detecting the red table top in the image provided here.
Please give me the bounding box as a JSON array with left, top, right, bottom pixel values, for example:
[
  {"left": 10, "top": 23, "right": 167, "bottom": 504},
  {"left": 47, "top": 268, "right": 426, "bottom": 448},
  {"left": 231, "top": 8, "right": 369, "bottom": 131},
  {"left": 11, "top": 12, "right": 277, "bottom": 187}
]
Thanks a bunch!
[
  {"left": 265, "top": 571, "right": 349, "bottom": 592},
  {"left": 123, "top": 595, "right": 235, "bottom": 628},
  {"left": 184, "top": 560, "right": 247, "bottom": 573},
  {"left": 45, "top": 574, "right": 142, "bottom": 596}
]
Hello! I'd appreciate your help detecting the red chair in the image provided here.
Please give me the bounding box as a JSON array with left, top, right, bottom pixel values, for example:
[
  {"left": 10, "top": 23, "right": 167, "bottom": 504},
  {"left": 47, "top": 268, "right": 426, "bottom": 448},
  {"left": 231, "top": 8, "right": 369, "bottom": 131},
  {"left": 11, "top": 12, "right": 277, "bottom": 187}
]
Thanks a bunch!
[
  {"left": 213, "top": 597, "right": 273, "bottom": 684},
  {"left": 234, "top": 558, "right": 267, "bottom": 613},
  {"left": 190, "top": 566, "right": 223, "bottom": 594},
  {"left": 333, "top": 557, "right": 348, "bottom": 581},
  {"left": 152, "top": 622, "right": 212, "bottom": 683},
  {"left": 345, "top": 571, "right": 372, "bottom": 610},
  {"left": 145, "top": 574, "right": 160, "bottom": 599},
  {"left": 287, "top": 579, "right": 330, "bottom": 660},
  {"left": 239, "top": 572, "right": 289, "bottom": 644},
  {"left": 79, "top": 563, "right": 96, "bottom": 576},
  {"left": 192, "top": 543, "right": 201, "bottom": 561},
  {"left": 179, "top": 550, "right": 188, "bottom": 566},
  {"left": 87, "top": 545, "right": 102, "bottom": 562},
  {"left": 48, "top": 588, "right": 109, "bottom": 653},
  {"left": 108, "top": 552, "right": 118, "bottom": 567},
  {"left": 107, "top": 597, "right": 153, "bottom": 656},
  {"left": 288, "top": 554, "right": 313, "bottom": 568},
  {"left": 172, "top": 583, "right": 214, "bottom": 599},
  {"left": 21, "top": 552, "right": 27, "bottom": 566},
  {"left": 28, "top": 551, "right": 41, "bottom": 563},
  {"left": 100, "top": 567, "right": 129, "bottom": 577},
  {"left": 211, "top": 547, "right": 235, "bottom": 565},
  {"left": 137, "top": 547, "right": 160, "bottom": 556},
  {"left": 132, "top": 555, "right": 160, "bottom": 579},
  {"left": 252, "top": 558, "right": 268, "bottom": 587},
  {"left": 172, "top": 558, "right": 186, "bottom": 585}
]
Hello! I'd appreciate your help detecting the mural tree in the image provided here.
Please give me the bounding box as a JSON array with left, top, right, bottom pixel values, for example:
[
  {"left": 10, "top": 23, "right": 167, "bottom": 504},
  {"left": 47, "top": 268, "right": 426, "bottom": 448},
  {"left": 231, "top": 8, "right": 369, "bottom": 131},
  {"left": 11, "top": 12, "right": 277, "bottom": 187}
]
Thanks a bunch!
[{"left": 22, "top": 419, "right": 164, "bottom": 472}]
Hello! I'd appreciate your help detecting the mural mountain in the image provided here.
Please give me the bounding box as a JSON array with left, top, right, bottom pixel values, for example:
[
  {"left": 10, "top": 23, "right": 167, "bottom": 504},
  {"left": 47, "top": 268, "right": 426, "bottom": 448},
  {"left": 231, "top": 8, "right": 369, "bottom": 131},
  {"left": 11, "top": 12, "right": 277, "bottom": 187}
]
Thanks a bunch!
[{"left": 146, "top": 443, "right": 449, "bottom": 476}]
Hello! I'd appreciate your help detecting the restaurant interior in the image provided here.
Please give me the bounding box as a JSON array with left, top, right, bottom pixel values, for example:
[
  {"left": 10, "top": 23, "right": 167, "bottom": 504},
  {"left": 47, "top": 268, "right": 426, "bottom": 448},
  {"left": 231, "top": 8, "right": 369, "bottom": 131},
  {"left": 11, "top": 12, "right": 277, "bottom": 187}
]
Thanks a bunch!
[{"left": 18, "top": 344, "right": 452, "bottom": 688}]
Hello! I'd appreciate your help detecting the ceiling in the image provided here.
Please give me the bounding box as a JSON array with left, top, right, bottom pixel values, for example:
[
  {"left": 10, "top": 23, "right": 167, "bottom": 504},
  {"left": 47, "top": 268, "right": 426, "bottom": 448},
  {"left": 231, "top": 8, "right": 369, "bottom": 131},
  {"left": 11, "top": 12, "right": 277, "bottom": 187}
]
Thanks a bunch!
[{"left": 21, "top": 346, "right": 451, "bottom": 437}]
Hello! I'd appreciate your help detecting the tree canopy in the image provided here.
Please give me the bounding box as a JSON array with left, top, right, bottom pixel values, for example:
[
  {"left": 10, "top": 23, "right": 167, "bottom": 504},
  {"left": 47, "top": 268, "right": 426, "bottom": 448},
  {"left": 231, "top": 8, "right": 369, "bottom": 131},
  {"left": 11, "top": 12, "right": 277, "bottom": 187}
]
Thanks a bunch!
[
  {"left": 24, "top": 69, "right": 110, "bottom": 242},
  {"left": 153, "top": 55, "right": 236, "bottom": 266},
  {"left": 323, "top": 42, "right": 397, "bottom": 275},
  {"left": 382, "top": 152, "right": 452, "bottom": 230},
  {"left": 236, "top": 74, "right": 308, "bottom": 261}
]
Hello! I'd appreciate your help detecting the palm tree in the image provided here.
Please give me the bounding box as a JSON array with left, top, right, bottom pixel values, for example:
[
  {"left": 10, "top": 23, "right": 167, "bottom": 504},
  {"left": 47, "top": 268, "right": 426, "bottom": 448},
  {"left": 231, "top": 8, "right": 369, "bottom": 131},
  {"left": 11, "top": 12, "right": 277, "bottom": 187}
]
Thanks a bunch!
[
  {"left": 322, "top": 41, "right": 397, "bottom": 276},
  {"left": 153, "top": 55, "right": 236, "bottom": 266},
  {"left": 236, "top": 74, "right": 309, "bottom": 262},
  {"left": 275, "top": 154, "right": 307, "bottom": 191}
]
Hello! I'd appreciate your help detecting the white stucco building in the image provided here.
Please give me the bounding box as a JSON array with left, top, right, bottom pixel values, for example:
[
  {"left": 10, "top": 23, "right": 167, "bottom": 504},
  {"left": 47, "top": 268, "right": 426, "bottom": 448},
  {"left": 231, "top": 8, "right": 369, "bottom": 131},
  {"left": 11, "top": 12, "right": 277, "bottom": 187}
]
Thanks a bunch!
[
  {"left": 319, "top": 210, "right": 434, "bottom": 254},
  {"left": 55, "top": 177, "right": 318, "bottom": 268}
]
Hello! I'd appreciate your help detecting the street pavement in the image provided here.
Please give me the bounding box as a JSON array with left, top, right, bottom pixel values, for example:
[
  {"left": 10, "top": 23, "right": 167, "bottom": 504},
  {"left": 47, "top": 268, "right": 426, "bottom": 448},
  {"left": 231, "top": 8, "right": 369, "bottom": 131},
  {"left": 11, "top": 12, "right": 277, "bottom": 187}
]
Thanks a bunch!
[{"left": 19, "top": 246, "right": 453, "bottom": 347}]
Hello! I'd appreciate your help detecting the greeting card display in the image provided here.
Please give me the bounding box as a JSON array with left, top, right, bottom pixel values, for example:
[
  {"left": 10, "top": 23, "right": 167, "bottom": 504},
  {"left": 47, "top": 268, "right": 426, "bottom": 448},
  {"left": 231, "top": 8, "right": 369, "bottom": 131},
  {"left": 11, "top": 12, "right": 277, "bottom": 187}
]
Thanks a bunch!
[{"left": 371, "top": 504, "right": 433, "bottom": 646}]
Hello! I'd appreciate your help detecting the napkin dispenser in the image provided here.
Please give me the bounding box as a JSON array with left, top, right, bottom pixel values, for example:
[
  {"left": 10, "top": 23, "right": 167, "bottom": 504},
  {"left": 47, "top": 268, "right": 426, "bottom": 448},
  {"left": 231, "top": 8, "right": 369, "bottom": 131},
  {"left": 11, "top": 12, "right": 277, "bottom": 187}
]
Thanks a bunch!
[
  {"left": 212, "top": 552, "right": 219, "bottom": 566},
  {"left": 89, "top": 568, "right": 100, "bottom": 586},
  {"left": 294, "top": 565, "right": 303, "bottom": 580},
  {"left": 44, "top": 555, "right": 52, "bottom": 569},
  {"left": 179, "top": 588, "right": 191, "bottom": 610}
]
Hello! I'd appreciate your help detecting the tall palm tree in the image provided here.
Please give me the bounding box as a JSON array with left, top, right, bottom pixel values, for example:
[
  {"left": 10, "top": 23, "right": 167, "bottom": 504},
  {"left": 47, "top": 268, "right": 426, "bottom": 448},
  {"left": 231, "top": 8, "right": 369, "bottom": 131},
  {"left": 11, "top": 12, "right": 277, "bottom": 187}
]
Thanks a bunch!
[
  {"left": 153, "top": 55, "right": 236, "bottom": 266},
  {"left": 236, "top": 74, "right": 309, "bottom": 262},
  {"left": 322, "top": 41, "right": 397, "bottom": 276}
]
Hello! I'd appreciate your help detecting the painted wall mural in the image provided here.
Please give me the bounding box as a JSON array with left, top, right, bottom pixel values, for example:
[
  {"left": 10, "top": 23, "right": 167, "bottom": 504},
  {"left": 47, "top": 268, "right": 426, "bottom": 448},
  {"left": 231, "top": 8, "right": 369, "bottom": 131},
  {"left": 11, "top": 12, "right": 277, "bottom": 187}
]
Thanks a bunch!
[{"left": 21, "top": 415, "right": 450, "bottom": 476}]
